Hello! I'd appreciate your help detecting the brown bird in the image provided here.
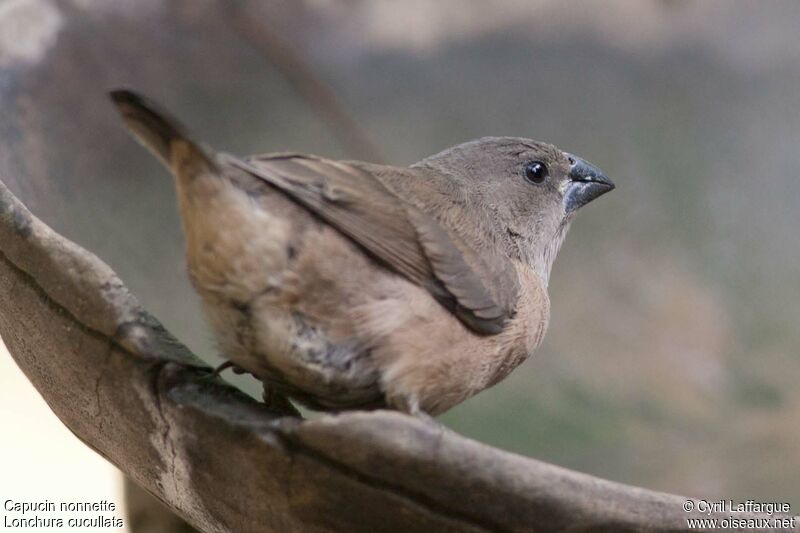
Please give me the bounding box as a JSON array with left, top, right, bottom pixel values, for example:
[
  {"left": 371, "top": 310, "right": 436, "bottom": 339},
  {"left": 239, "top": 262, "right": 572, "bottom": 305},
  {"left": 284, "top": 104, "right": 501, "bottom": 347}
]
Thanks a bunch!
[{"left": 110, "top": 89, "right": 614, "bottom": 416}]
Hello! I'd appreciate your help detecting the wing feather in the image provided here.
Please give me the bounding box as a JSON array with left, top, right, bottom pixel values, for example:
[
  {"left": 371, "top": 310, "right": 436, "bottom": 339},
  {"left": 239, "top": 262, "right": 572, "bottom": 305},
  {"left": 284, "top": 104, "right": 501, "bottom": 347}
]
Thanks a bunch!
[{"left": 221, "top": 153, "right": 517, "bottom": 334}]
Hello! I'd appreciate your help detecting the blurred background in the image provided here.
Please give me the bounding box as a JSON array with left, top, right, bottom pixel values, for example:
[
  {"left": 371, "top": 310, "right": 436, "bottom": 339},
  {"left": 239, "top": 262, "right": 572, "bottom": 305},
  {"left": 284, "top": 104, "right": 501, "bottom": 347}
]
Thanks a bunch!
[{"left": 1, "top": 0, "right": 799, "bottom": 515}]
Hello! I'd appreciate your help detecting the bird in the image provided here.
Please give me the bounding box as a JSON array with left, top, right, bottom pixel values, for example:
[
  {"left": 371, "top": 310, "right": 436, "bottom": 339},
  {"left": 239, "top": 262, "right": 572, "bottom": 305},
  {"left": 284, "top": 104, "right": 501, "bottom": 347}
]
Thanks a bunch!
[{"left": 110, "top": 89, "right": 614, "bottom": 416}]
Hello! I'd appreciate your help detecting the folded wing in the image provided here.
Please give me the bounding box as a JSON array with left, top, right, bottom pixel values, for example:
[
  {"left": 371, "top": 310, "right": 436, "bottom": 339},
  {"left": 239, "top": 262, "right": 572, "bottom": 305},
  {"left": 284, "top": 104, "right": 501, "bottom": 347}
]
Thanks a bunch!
[{"left": 221, "top": 153, "right": 517, "bottom": 334}]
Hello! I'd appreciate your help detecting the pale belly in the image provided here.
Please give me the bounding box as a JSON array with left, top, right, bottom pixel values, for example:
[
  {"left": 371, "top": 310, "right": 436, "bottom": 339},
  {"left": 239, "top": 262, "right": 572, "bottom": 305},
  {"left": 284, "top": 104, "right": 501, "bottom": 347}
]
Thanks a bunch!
[{"left": 180, "top": 174, "right": 547, "bottom": 414}]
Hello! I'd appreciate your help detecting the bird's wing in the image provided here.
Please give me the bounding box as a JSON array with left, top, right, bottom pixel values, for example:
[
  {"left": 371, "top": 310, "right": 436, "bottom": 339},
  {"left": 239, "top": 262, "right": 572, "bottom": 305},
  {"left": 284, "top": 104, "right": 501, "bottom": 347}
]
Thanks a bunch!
[{"left": 220, "top": 153, "right": 517, "bottom": 334}]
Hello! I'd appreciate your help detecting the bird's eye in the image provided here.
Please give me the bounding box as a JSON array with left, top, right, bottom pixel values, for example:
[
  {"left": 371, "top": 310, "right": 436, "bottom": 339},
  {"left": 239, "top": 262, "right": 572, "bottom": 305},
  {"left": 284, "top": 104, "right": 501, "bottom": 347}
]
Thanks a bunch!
[{"left": 524, "top": 161, "right": 548, "bottom": 184}]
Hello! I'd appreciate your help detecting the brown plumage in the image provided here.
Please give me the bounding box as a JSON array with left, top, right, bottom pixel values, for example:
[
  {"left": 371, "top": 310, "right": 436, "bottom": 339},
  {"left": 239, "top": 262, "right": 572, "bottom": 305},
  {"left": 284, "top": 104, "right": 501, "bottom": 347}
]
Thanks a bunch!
[{"left": 110, "top": 89, "right": 614, "bottom": 416}]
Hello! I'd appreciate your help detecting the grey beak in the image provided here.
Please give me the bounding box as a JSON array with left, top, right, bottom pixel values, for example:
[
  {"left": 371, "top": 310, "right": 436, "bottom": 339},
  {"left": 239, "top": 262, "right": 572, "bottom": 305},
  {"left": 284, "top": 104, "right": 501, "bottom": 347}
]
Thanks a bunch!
[{"left": 564, "top": 153, "right": 614, "bottom": 213}]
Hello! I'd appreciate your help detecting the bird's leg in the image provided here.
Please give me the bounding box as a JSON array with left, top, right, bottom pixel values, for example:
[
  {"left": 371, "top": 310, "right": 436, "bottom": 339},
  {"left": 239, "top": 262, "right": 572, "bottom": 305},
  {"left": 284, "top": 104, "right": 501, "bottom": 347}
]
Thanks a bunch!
[
  {"left": 201, "top": 362, "right": 300, "bottom": 416},
  {"left": 406, "top": 398, "right": 442, "bottom": 427},
  {"left": 211, "top": 360, "right": 235, "bottom": 377},
  {"left": 412, "top": 410, "right": 440, "bottom": 426},
  {"left": 213, "top": 360, "right": 249, "bottom": 376},
  {"left": 199, "top": 359, "right": 250, "bottom": 382},
  {"left": 262, "top": 383, "right": 301, "bottom": 416}
]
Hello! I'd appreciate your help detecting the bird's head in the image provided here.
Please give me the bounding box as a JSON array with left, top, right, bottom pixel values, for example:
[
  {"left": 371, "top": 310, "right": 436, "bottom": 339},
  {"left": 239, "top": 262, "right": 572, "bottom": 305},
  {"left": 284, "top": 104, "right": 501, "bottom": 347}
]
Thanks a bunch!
[{"left": 415, "top": 136, "right": 614, "bottom": 284}]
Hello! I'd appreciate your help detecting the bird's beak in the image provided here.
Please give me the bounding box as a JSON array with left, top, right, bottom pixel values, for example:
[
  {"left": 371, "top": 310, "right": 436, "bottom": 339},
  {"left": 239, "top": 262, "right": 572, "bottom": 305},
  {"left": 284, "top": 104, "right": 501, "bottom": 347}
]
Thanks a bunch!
[{"left": 563, "top": 154, "right": 615, "bottom": 213}]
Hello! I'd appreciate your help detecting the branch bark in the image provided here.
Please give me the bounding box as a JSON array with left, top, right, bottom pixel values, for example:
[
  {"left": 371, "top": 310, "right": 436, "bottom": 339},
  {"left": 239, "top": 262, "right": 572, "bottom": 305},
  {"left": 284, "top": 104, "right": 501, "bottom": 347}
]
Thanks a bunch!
[
  {"left": 124, "top": 478, "right": 198, "bottom": 533},
  {"left": 1, "top": 180, "right": 796, "bottom": 532}
]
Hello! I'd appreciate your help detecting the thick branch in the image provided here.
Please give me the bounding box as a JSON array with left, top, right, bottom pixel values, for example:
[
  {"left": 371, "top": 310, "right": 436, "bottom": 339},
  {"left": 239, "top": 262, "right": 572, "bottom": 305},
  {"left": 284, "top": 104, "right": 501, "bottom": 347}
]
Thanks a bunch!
[{"left": 0, "top": 179, "right": 794, "bottom": 532}]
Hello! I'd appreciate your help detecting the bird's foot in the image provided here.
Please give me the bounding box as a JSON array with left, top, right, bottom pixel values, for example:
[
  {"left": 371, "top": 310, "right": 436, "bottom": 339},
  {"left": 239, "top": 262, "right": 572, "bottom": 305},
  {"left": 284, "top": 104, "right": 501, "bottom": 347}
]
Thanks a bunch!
[
  {"left": 199, "top": 359, "right": 250, "bottom": 382},
  {"left": 212, "top": 360, "right": 249, "bottom": 377},
  {"left": 262, "top": 384, "right": 301, "bottom": 417},
  {"left": 405, "top": 400, "right": 442, "bottom": 427},
  {"left": 411, "top": 410, "right": 441, "bottom": 427}
]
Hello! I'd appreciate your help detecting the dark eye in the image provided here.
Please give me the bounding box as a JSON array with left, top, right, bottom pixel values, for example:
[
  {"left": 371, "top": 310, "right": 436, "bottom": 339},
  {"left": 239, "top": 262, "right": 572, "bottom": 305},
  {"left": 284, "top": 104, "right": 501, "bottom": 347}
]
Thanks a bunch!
[{"left": 524, "top": 161, "right": 548, "bottom": 184}]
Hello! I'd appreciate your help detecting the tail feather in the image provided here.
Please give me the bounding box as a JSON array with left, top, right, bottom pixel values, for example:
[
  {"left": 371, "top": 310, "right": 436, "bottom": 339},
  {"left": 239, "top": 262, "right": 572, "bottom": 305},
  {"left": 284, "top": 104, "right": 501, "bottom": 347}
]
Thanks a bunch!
[{"left": 109, "top": 89, "right": 216, "bottom": 172}]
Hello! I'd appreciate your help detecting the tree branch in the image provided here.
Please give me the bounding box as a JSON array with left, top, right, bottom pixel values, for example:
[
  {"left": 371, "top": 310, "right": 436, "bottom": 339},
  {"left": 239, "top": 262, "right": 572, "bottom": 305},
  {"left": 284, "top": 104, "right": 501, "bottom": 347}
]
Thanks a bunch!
[{"left": 0, "top": 179, "right": 794, "bottom": 532}]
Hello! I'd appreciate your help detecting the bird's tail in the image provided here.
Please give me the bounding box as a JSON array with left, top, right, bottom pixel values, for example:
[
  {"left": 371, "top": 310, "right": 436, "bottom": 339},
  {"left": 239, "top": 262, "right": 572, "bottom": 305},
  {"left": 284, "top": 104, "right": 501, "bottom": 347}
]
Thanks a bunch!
[{"left": 109, "top": 89, "right": 216, "bottom": 173}]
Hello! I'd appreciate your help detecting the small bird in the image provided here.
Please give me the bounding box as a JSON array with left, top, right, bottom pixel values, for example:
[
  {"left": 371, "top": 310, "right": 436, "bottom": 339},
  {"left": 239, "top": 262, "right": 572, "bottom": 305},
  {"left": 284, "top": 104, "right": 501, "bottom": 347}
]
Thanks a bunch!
[{"left": 110, "top": 90, "right": 614, "bottom": 416}]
